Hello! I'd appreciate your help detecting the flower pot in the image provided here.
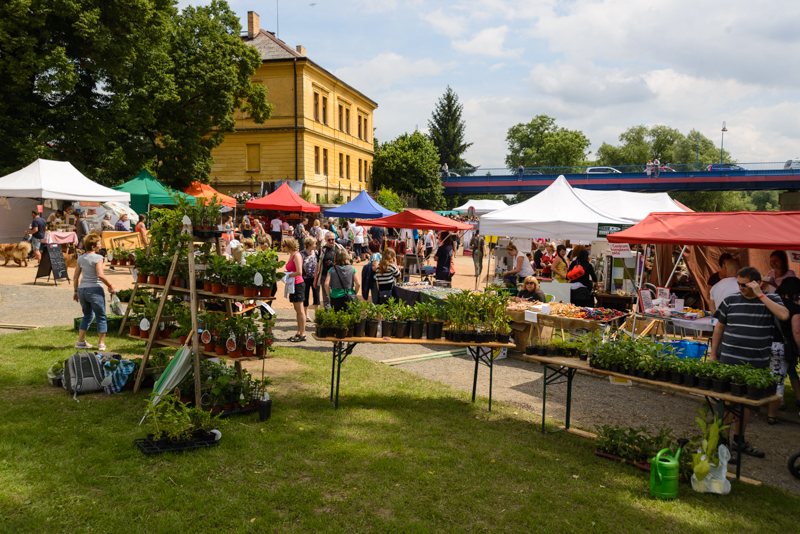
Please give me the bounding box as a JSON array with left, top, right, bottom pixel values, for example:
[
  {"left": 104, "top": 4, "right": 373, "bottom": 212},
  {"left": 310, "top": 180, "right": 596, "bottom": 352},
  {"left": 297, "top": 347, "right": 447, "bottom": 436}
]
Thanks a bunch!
[
  {"left": 683, "top": 374, "right": 699, "bottom": 388},
  {"left": 257, "top": 344, "right": 269, "bottom": 356},
  {"left": 658, "top": 370, "right": 671, "bottom": 382},
  {"left": 118, "top": 260, "right": 128, "bottom": 266},
  {"left": 215, "top": 344, "right": 227, "bottom": 356},
  {"left": 647, "top": 371, "right": 658, "bottom": 381},
  {"left": 158, "top": 276, "right": 167, "bottom": 286},
  {"left": 227, "top": 348, "right": 242, "bottom": 358},
  {"left": 452, "top": 331, "right": 463, "bottom": 342},
  {"left": 579, "top": 352, "right": 588, "bottom": 361},
  {"left": 173, "top": 277, "right": 180, "bottom": 287},
  {"left": 394, "top": 321, "right": 408, "bottom": 339},
  {"left": 444, "top": 329, "right": 453, "bottom": 341},
  {"left": 243, "top": 287, "right": 257, "bottom": 298},
  {"left": 526, "top": 346, "right": 536, "bottom": 355},
  {"left": 537, "top": 346, "right": 547, "bottom": 356},
  {"left": 110, "top": 259, "right": 118, "bottom": 265},
  {"left": 258, "top": 399, "right": 273, "bottom": 421},
  {"left": 203, "top": 281, "right": 212, "bottom": 292},
  {"left": 610, "top": 364, "right": 620, "bottom": 373},
  {"left": 712, "top": 379, "right": 730, "bottom": 393},
  {"left": 148, "top": 275, "right": 158, "bottom": 285},
  {"left": 426, "top": 322, "right": 438, "bottom": 340},
  {"left": 365, "top": 320, "right": 379, "bottom": 338},
  {"left": 697, "top": 377, "right": 713, "bottom": 390},
  {"left": 260, "top": 287, "right": 273, "bottom": 298},
  {"left": 130, "top": 326, "right": 140, "bottom": 336},
  {"left": 179, "top": 335, "right": 188, "bottom": 344},
  {"left": 410, "top": 321, "right": 424, "bottom": 339},
  {"left": 180, "top": 278, "right": 189, "bottom": 289},
  {"left": 335, "top": 328, "right": 347, "bottom": 339},
  {"left": 730, "top": 383, "right": 747, "bottom": 397},
  {"left": 546, "top": 347, "right": 557, "bottom": 357},
  {"left": 316, "top": 324, "right": 325, "bottom": 337},
  {"left": 381, "top": 320, "right": 394, "bottom": 337},
  {"left": 670, "top": 373, "right": 682, "bottom": 385},
  {"left": 211, "top": 283, "right": 223, "bottom": 294},
  {"left": 498, "top": 333, "right": 510, "bottom": 344},
  {"left": 203, "top": 342, "right": 215, "bottom": 353},
  {"left": 136, "top": 273, "right": 148, "bottom": 283},
  {"left": 463, "top": 331, "right": 474, "bottom": 343},
  {"left": 227, "top": 285, "right": 241, "bottom": 296},
  {"left": 140, "top": 328, "right": 149, "bottom": 339},
  {"left": 747, "top": 387, "right": 764, "bottom": 400}
]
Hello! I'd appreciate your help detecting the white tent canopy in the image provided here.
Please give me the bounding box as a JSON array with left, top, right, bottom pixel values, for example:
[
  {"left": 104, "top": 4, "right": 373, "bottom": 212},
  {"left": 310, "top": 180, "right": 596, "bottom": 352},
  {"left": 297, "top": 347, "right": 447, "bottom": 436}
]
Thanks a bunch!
[
  {"left": 0, "top": 159, "right": 130, "bottom": 202},
  {"left": 454, "top": 199, "right": 508, "bottom": 215},
  {"left": 479, "top": 175, "right": 632, "bottom": 241},
  {"left": 573, "top": 189, "right": 688, "bottom": 222}
]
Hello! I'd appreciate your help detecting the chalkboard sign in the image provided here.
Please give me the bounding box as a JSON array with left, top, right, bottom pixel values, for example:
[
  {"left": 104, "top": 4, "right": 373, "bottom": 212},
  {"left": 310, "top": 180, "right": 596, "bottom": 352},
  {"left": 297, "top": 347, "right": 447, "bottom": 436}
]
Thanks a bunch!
[{"left": 34, "top": 243, "right": 70, "bottom": 285}]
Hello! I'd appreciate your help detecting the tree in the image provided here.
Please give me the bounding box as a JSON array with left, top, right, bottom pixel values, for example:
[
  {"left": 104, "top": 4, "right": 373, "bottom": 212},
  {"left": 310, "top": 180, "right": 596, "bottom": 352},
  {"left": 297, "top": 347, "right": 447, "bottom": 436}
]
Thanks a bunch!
[
  {"left": 0, "top": 0, "right": 271, "bottom": 188},
  {"left": 428, "top": 86, "right": 473, "bottom": 170},
  {"left": 596, "top": 125, "right": 683, "bottom": 168},
  {"left": 673, "top": 130, "right": 734, "bottom": 170},
  {"left": 371, "top": 131, "right": 443, "bottom": 209},
  {"left": 376, "top": 187, "right": 405, "bottom": 214},
  {"left": 505, "top": 115, "right": 590, "bottom": 170},
  {"left": 671, "top": 191, "right": 754, "bottom": 212}
]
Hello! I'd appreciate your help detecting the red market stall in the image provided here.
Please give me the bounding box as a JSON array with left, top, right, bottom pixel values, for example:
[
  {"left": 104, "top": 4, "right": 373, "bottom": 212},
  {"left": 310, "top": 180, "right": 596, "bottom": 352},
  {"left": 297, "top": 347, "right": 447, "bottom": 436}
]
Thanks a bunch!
[
  {"left": 244, "top": 182, "right": 320, "bottom": 212},
  {"left": 184, "top": 182, "right": 236, "bottom": 208},
  {"left": 359, "top": 209, "right": 473, "bottom": 231}
]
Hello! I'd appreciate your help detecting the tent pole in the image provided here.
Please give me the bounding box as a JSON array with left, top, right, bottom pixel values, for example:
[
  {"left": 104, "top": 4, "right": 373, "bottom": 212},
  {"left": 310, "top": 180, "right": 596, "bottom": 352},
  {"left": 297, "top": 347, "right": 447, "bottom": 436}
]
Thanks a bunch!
[
  {"left": 654, "top": 245, "right": 662, "bottom": 286},
  {"left": 665, "top": 245, "right": 687, "bottom": 287}
]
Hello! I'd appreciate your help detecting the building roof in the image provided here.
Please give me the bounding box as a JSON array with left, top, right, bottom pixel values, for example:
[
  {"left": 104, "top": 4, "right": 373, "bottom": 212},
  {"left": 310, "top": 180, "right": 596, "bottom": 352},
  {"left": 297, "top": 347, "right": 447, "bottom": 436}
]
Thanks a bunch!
[{"left": 241, "top": 30, "right": 378, "bottom": 108}]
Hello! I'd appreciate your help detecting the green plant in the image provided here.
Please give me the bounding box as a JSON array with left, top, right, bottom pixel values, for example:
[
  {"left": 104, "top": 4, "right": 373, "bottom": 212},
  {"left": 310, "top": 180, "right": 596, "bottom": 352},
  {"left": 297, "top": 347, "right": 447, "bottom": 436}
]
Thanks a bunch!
[
  {"left": 186, "top": 405, "right": 212, "bottom": 433},
  {"left": 691, "top": 404, "right": 729, "bottom": 482},
  {"left": 171, "top": 306, "right": 193, "bottom": 339},
  {"left": 209, "top": 375, "right": 233, "bottom": 408},
  {"left": 149, "top": 349, "right": 172, "bottom": 368},
  {"left": 144, "top": 392, "right": 191, "bottom": 441}
]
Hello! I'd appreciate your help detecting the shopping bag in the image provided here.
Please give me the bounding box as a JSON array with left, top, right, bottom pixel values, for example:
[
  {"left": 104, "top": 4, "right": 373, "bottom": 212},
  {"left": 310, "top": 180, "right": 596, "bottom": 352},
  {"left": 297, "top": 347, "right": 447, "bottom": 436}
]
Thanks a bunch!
[
  {"left": 690, "top": 445, "right": 731, "bottom": 495},
  {"left": 110, "top": 293, "right": 124, "bottom": 316}
]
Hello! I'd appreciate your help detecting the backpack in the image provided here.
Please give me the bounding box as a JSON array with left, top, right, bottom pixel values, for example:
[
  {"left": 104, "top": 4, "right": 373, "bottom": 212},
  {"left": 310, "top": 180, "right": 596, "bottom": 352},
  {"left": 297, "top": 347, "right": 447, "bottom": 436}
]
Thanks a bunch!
[
  {"left": 63, "top": 351, "right": 112, "bottom": 401},
  {"left": 302, "top": 250, "right": 317, "bottom": 278},
  {"left": 293, "top": 223, "right": 304, "bottom": 241}
]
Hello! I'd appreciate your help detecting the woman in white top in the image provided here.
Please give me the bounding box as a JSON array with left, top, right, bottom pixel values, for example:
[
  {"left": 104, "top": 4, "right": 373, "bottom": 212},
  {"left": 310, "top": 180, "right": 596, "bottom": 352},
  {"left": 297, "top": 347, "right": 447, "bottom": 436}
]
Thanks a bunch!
[
  {"left": 503, "top": 242, "right": 534, "bottom": 285},
  {"left": 762, "top": 250, "right": 797, "bottom": 293},
  {"left": 350, "top": 218, "right": 366, "bottom": 262},
  {"left": 72, "top": 233, "right": 116, "bottom": 351}
]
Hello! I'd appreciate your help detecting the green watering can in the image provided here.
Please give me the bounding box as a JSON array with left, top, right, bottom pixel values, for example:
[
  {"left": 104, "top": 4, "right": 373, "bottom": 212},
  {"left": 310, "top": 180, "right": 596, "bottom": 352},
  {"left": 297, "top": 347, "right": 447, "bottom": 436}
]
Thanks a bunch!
[{"left": 650, "top": 438, "right": 689, "bottom": 499}]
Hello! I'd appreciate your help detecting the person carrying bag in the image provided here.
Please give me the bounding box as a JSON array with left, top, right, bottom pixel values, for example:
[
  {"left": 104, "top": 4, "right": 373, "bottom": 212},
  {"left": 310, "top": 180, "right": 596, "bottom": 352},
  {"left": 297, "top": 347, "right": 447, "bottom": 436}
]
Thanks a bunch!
[{"left": 324, "top": 248, "right": 361, "bottom": 311}]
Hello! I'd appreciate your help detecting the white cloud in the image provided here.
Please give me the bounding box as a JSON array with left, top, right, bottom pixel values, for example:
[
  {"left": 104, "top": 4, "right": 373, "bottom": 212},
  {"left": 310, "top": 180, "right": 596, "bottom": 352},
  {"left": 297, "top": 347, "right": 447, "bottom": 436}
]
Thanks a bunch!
[
  {"left": 489, "top": 62, "right": 505, "bottom": 71},
  {"left": 422, "top": 8, "right": 469, "bottom": 38},
  {"left": 529, "top": 62, "right": 654, "bottom": 106},
  {"left": 452, "top": 26, "right": 523, "bottom": 58},
  {"left": 334, "top": 53, "right": 451, "bottom": 92}
]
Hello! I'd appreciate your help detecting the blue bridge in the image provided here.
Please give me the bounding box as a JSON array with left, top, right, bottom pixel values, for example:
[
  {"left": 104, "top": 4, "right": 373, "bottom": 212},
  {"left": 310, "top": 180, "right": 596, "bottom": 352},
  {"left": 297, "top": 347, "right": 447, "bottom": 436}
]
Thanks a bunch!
[{"left": 443, "top": 163, "right": 800, "bottom": 195}]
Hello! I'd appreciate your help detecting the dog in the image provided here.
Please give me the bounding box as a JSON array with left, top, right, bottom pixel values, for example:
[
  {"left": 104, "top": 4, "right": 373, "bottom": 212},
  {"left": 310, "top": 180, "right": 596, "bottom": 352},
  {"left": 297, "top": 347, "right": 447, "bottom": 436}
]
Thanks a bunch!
[{"left": 0, "top": 241, "right": 32, "bottom": 267}]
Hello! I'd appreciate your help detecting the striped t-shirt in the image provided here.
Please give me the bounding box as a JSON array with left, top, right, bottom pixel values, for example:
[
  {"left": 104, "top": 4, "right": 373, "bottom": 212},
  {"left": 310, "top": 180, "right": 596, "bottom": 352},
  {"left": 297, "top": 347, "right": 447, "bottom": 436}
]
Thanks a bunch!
[
  {"left": 374, "top": 264, "right": 400, "bottom": 288},
  {"left": 714, "top": 292, "right": 784, "bottom": 368}
]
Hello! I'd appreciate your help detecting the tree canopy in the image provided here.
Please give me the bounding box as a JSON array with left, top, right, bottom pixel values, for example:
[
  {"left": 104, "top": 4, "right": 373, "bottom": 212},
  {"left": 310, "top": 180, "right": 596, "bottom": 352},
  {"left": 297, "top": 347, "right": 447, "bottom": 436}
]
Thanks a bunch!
[
  {"left": 0, "top": 0, "right": 272, "bottom": 188},
  {"left": 597, "top": 127, "right": 733, "bottom": 169},
  {"left": 504, "top": 115, "right": 590, "bottom": 170},
  {"left": 428, "top": 86, "right": 473, "bottom": 170},
  {"left": 371, "top": 131, "right": 443, "bottom": 209}
]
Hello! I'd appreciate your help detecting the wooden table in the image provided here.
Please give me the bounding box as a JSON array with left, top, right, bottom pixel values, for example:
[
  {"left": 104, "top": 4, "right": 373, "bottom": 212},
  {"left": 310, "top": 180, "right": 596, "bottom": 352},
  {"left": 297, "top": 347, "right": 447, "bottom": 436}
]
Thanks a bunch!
[
  {"left": 524, "top": 354, "right": 780, "bottom": 480},
  {"left": 312, "top": 335, "right": 516, "bottom": 410},
  {"left": 594, "top": 292, "right": 634, "bottom": 311}
]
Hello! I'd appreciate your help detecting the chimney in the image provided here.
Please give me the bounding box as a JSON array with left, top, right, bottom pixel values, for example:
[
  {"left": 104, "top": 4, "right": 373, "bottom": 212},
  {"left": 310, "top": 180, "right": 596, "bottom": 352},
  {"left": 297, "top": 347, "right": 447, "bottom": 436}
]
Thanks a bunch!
[
  {"left": 247, "top": 11, "right": 260, "bottom": 38},
  {"left": 296, "top": 45, "right": 306, "bottom": 56}
]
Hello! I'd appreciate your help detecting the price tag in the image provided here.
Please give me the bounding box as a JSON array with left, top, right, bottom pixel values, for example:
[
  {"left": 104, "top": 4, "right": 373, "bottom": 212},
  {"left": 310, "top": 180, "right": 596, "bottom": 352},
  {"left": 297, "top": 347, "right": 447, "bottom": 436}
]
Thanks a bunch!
[
  {"left": 254, "top": 272, "right": 263, "bottom": 286},
  {"left": 226, "top": 336, "right": 236, "bottom": 351},
  {"left": 524, "top": 310, "right": 539, "bottom": 323},
  {"left": 159, "top": 322, "right": 165, "bottom": 332},
  {"left": 259, "top": 302, "right": 276, "bottom": 317},
  {"left": 181, "top": 215, "right": 192, "bottom": 235},
  {"left": 201, "top": 330, "right": 211, "bottom": 344},
  {"left": 140, "top": 318, "right": 151, "bottom": 331},
  {"left": 541, "top": 305, "right": 551, "bottom": 315},
  {"left": 245, "top": 336, "right": 256, "bottom": 351},
  {"left": 181, "top": 215, "right": 192, "bottom": 226}
]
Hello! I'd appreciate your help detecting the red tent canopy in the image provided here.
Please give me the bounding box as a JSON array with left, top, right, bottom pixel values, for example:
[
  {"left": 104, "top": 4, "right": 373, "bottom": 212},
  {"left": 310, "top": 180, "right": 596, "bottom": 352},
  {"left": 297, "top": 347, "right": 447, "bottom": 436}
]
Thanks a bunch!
[
  {"left": 244, "top": 182, "right": 320, "bottom": 212},
  {"left": 359, "top": 210, "right": 473, "bottom": 231},
  {"left": 607, "top": 211, "right": 800, "bottom": 250},
  {"left": 183, "top": 181, "right": 236, "bottom": 207}
]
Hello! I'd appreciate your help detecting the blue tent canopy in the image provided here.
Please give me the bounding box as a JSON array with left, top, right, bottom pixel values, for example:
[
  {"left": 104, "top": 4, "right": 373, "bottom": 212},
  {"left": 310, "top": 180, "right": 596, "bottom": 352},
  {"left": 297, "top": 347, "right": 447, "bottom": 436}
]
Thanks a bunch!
[{"left": 323, "top": 190, "right": 396, "bottom": 219}]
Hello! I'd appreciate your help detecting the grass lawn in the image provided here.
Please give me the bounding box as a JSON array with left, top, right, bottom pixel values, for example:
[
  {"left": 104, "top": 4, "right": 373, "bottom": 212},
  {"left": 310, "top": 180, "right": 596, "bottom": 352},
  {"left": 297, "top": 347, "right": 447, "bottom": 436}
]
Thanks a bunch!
[{"left": 1, "top": 327, "right": 799, "bottom": 533}]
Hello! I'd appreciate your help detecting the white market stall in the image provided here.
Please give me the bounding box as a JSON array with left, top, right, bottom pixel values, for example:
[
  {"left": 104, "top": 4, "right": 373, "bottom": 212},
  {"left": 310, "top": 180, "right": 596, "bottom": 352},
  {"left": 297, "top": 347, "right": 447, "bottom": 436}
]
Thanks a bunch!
[
  {"left": 572, "top": 189, "right": 688, "bottom": 223},
  {"left": 454, "top": 199, "right": 508, "bottom": 215}
]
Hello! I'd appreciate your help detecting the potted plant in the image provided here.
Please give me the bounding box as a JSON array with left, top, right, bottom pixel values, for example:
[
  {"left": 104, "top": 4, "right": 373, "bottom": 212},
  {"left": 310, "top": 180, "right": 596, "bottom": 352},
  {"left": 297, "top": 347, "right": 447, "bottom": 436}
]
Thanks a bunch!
[
  {"left": 365, "top": 303, "right": 381, "bottom": 338},
  {"left": 711, "top": 363, "right": 733, "bottom": 393},
  {"left": 526, "top": 340, "right": 537, "bottom": 356},
  {"left": 729, "top": 364, "right": 751, "bottom": 397},
  {"left": 696, "top": 360, "right": 715, "bottom": 390}
]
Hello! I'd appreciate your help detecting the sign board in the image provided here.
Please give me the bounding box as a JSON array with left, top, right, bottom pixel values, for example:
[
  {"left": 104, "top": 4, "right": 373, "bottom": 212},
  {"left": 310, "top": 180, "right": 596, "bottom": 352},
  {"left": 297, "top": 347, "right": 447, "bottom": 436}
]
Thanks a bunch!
[
  {"left": 512, "top": 237, "right": 532, "bottom": 254},
  {"left": 609, "top": 243, "right": 633, "bottom": 259},
  {"left": 34, "top": 243, "right": 70, "bottom": 285},
  {"left": 596, "top": 223, "right": 633, "bottom": 238},
  {"left": 789, "top": 251, "right": 800, "bottom": 263},
  {"left": 467, "top": 206, "right": 475, "bottom": 217},
  {"left": 102, "top": 231, "right": 139, "bottom": 252},
  {"left": 638, "top": 289, "right": 653, "bottom": 312}
]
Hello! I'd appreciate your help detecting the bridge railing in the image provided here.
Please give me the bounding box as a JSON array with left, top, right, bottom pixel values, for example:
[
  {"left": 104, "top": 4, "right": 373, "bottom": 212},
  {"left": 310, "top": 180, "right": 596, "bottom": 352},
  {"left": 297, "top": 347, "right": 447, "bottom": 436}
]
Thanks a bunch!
[{"left": 447, "top": 162, "right": 790, "bottom": 177}]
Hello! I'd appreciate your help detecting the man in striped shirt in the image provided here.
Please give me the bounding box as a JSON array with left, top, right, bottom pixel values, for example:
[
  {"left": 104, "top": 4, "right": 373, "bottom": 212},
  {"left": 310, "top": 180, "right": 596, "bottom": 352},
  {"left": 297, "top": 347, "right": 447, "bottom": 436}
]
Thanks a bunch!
[{"left": 710, "top": 266, "right": 789, "bottom": 459}]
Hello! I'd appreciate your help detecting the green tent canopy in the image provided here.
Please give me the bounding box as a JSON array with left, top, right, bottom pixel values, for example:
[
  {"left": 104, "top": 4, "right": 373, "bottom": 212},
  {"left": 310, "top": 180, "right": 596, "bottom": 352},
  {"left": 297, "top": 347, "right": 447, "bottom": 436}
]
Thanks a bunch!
[{"left": 112, "top": 169, "right": 195, "bottom": 214}]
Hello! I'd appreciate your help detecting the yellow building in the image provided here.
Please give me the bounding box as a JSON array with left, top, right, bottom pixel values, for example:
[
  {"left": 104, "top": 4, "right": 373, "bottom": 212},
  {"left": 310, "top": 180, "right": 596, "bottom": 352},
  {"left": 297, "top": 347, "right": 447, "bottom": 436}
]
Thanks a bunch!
[{"left": 208, "top": 11, "right": 378, "bottom": 204}]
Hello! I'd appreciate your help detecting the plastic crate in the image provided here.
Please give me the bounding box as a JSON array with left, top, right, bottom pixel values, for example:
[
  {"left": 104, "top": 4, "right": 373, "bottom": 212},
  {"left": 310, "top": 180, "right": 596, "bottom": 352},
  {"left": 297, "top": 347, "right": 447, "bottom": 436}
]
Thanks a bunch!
[{"left": 658, "top": 340, "right": 707, "bottom": 359}]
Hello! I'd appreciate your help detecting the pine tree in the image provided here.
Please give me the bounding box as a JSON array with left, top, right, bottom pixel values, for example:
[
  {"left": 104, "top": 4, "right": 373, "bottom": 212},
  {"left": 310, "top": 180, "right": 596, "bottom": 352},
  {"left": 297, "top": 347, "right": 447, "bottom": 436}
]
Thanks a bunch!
[{"left": 427, "top": 86, "right": 473, "bottom": 172}]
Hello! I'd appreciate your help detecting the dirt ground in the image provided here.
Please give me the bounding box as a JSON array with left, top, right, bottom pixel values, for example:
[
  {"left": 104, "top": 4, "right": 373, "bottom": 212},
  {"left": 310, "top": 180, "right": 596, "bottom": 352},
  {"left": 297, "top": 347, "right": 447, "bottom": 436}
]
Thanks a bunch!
[{"left": 3, "top": 248, "right": 800, "bottom": 495}]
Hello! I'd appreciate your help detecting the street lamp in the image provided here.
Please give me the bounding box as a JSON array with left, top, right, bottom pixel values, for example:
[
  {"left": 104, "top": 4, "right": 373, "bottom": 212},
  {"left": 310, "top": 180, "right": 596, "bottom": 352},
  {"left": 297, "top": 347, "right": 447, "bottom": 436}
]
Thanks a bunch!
[
  {"left": 720, "top": 121, "right": 727, "bottom": 166},
  {"left": 695, "top": 132, "right": 700, "bottom": 172}
]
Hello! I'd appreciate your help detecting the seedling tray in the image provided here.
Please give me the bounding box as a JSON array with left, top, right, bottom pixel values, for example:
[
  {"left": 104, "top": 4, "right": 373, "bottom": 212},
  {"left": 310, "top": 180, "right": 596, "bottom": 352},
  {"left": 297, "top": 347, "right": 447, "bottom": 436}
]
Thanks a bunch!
[
  {"left": 214, "top": 406, "right": 258, "bottom": 419},
  {"left": 135, "top": 436, "right": 219, "bottom": 455}
]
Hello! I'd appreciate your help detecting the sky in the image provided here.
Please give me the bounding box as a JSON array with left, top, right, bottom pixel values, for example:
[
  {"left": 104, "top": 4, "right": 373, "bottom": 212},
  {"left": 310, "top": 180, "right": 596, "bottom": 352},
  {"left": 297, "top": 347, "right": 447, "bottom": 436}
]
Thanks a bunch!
[{"left": 181, "top": 0, "right": 800, "bottom": 170}]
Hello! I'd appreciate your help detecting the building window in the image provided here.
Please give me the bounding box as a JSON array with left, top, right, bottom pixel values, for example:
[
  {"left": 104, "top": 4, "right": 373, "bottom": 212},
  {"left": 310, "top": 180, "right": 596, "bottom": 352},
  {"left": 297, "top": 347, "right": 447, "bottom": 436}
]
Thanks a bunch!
[
  {"left": 347, "top": 196, "right": 351, "bottom": 201},
  {"left": 314, "top": 92, "right": 319, "bottom": 122},
  {"left": 316, "top": 194, "right": 320, "bottom": 203},
  {"left": 314, "top": 147, "right": 320, "bottom": 174},
  {"left": 322, "top": 96, "right": 328, "bottom": 125},
  {"left": 338, "top": 105, "right": 343, "bottom": 131},
  {"left": 363, "top": 116, "right": 369, "bottom": 141},
  {"left": 364, "top": 161, "right": 369, "bottom": 183},
  {"left": 345, "top": 108, "right": 350, "bottom": 134},
  {"left": 246, "top": 144, "right": 261, "bottom": 172},
  {"left": 323, "top": 148, "right": 328, "bottom": 175},
  {"left": 358, "top": 116, "right": 362, "bottom": 139},
  {"left": 339, "top": 153, "right": 344, "bottom": 177},
  {"left": 346, "top": 155, "right": 351, "bottom": 179},
  {"left": 358, "top": 159, "right": 362, "bottom": 182}
]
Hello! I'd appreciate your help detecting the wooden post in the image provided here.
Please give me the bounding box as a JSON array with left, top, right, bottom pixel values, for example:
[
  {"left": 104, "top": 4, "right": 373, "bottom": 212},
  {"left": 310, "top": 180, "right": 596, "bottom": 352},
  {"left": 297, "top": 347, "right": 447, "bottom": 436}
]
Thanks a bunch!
[
  {"left": 187, "top": 239, "right": 202, "bottom": 406},
  {"left": 118, "top": 280, "right": 139, "bottom": 336}
]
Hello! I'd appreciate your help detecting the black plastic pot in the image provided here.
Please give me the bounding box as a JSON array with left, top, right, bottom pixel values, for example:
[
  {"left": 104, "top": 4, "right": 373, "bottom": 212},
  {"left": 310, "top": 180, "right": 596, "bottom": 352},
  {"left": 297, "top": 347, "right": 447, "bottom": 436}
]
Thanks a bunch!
[
  {"left": 647, "top": 371, "right": 658, "bottom": 381},
  {"left": 426, "top": 322, "right": 438, "bottom": 340},
  {"left": 354, "top": 319, "right": 366, "bottom": 338},
  {"left": 435, "top": 321, "right": 444, "bottom": 339},
  {"left": 365, "top": 320, "right": 379, "bottom": 338},
  {"left": 578, "top": 352, "right": 588, "bottom": 361},
  {"left": 683, "top": 374, "right": 699, "bottom": 388},
  {"left": 258, "top": 399, "right": 273, "bottom": 421},
  {"left": 394, "top": 321, "right": 408, "bottom": 339},
  {"left": 381, "top": 320, "right": 394, "bottom": 337},
  {"left": 485, "top": 332, "right": 497, "bottom": 343},
  {"left": 611, "top": 364, "right": 620, "bottom": 373},
  {"left": 747, "top": 387, "right": 764, "bottom": 400},
  {"left": 526, "top": 345, "right": 536, "bottom": 355},
  {"left": 453, "top": 332, "right": 463, "bottom": 342},
  {"left": 52, "top": 377, "right": 63, "bottom": 388},
  {"left": 697, "top": 377, "right": 713, "bottom": 390},
  {"left": 730, "top": 383, "right": 747, "bottom": 397},
  {"left": 444, "top": 329, "right": 453, "bottom": 341},
  {"left": 546, "top": 347, "right": 557, "bottom": 357},
  {"left": 537, "top": 346, "right": 547, "bottom": 356},
  {"left": 335, "top": 328, "right": 347, "bottom": 339},
  {"left": 671, "top": 373, "right": 682, "bottom": 385},
  {"left": 410, "top": 321, "right": 424, "bottom": 339},
  {"left": 498, "top": 333, "right": 510, "bottom": 344},
  {"left": 315, "top": 324, "right": 325, "bottom": 337},
  {"left": 658, "top": 370, "right": 671, "bottom": 382},
  {"left": 712, "top": 379, "right": 730, "bottom": 393}
]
